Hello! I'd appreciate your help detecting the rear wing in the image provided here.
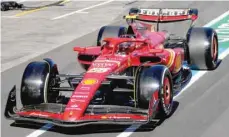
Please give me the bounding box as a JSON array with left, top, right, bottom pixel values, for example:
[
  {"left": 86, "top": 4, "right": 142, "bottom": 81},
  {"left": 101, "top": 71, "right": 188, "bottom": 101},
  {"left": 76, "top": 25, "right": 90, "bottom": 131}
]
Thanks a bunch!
[{"left": 125, "top": 8, "right": 198, "bottom": 22}]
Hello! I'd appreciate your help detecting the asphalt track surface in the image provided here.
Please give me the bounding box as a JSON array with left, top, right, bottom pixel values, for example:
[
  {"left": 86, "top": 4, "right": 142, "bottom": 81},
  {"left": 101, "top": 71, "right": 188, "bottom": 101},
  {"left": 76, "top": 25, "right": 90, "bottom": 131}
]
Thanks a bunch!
[{"left": 1, "top": 1, "right": 229, "bottom": 137}]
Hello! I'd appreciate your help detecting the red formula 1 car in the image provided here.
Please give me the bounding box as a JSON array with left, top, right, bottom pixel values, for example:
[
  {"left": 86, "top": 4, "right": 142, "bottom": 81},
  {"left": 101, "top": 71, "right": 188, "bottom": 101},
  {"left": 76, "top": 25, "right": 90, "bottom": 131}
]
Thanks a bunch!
[{"left": 5, "top": 8, "right": 219, "bottom": 127}]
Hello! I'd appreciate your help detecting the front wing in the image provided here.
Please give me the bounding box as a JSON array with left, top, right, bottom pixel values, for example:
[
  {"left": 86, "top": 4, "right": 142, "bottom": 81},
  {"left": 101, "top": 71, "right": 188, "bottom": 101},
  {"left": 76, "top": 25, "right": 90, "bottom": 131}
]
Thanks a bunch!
[{"left": 4, "top": 86, "right": 158, "bottom": 127}]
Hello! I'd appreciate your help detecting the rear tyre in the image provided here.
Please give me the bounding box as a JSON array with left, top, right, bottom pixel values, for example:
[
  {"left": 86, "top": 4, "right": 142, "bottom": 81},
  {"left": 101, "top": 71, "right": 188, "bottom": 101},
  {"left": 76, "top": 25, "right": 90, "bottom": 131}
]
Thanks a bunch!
[
  {"left": 187, "top": 27, "right": 219, "bottom": 70},
  {"left": 21, "top": 59, "right": 60, "bottom": 106},
  {"left": 97, "top": 26, "right": 127, "bottom": 46}
]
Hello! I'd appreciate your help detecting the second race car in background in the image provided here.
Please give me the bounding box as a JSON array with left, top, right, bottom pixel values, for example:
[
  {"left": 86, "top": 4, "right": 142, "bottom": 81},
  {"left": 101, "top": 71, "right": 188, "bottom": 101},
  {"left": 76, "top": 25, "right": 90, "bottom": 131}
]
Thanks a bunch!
[{"left": 5, "top": 8, "right": 219, "bottom": 127}]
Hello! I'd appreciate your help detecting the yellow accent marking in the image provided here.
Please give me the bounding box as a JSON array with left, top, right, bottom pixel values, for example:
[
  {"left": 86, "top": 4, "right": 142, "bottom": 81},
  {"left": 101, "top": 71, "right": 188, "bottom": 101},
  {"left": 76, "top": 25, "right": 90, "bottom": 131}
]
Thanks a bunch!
[
  {"left": 165, "top": 49, "right": 175, "bottom": 68},
  {"left": 15, "top": 7, "right": 47, "bottom": 17},
  {"left": 125, "top": 15, "right": 137, "bottom": 19},
  {"left": 59, "top": 0, "right": 70, "bottom": 5},
  {"left": 128, "top": 57, "right": 131, "bottom": 66},
  {"left": 174, "top": 54, "right": 182, "bottom": 73}
]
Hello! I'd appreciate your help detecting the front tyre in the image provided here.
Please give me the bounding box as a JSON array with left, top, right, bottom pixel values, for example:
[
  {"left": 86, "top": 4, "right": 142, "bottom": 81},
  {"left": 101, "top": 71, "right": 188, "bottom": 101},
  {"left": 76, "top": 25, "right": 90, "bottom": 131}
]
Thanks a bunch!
[
  {"left": 20, "top": 59, "right": 59, "bottom": 106},
  {"left": 136, "top": 65, "right": 174, "bottom": 118}
]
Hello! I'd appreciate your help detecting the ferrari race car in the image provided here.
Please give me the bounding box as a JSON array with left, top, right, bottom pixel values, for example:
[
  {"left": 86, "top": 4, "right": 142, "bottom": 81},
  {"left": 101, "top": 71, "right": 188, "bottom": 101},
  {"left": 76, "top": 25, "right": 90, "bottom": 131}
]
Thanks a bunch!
[{"left": 5, "top": 8, "right": 219, "bottom": 127}]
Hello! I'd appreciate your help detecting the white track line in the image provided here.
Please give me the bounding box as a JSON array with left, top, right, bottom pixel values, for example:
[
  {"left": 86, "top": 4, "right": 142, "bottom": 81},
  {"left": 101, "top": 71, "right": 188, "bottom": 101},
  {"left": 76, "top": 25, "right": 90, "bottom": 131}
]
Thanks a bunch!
[
  {"left": 26, "top": 124, "right": 53, "bottom": 137},
  {"left": 116, "top": 124, "right": 142, "bottom": 137},
  {"left": 115, "top": 10, "right": 229, "bottom": 137},
  {"left": 75, "top": 11, "right": 89, "bottom": 14},
  {"left": 51, "top": 0, "right": 114, "bottom": 20},
  {"left": 1, "top": 16, "right": 19, "bottom": 18},
  {"left": 204, "top": 10, "right": 229, "bottom": 27}
]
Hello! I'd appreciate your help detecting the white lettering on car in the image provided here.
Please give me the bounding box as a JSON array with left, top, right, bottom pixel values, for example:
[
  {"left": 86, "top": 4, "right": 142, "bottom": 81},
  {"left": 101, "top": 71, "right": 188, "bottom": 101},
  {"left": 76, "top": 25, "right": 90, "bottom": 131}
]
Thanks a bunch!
[
  {"left": 72, "top": 95, "right": 88, "bottom": 98},
  {"left": 80, "top": 86, "right": 90, "bottom": 90},
  {"left": 108, "top": 116, "right": 131, "bottom": 119},
  {"left": 66, "top": 107, "right": 81, "bottom": 110},
  {"left": 66, "top": 104, "right": 82, "bottom": 110},
  {"left": 75, "top": 92, "right": 90, "bottom": 95},
  {"left": 70, "top": 104, "right": 79, "bottom": 108},
  {"left": 92, "top": 63, "right": 113, "bottom": 67},
  {"left": 87, "top": 68, "right": 110, "bottom": 73},
  {"left": 70, "top": 99, "right": 85, "bottom": 102},
  {"left": 29, "top": 113, "right": 49, "bottom": 117},
  {"left": 140, "top": 9, "right": 188, "bottom": 16}
]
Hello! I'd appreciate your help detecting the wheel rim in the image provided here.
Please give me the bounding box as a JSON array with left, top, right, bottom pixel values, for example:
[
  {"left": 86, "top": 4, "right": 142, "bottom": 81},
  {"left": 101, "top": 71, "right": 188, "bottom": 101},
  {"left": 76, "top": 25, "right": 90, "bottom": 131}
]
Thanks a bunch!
[
  {"left": 47, "top": 75, "right": 60, "bottom": 103},
  {"left": 163, "top": 77, "right": 171, "bottom": 106},
  {"left": 43, "top": 73, "right": 50, "bottom": 103},
  {"left": 212, "top": 36, "right": 217, "bottom": 62}
]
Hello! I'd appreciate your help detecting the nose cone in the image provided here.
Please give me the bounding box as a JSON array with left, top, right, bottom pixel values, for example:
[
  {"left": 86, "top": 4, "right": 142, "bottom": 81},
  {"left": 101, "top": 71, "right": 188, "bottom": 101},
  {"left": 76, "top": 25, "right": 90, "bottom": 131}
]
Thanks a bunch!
[{"left": 62, "top": 57, "right": 128, "bottom": 122}]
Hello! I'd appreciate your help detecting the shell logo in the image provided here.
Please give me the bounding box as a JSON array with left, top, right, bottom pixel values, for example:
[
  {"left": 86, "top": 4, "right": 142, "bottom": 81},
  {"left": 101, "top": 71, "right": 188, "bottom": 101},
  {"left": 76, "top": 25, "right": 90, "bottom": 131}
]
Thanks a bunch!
[
  {"left": 101, "top": 116, "right": 108, "bottom": 119},
  {"left": 69, "top": 111, "right": 73, "bottom": 116},
  {"left": 82, "top": 78, "right": 98, "bottom": 85}
]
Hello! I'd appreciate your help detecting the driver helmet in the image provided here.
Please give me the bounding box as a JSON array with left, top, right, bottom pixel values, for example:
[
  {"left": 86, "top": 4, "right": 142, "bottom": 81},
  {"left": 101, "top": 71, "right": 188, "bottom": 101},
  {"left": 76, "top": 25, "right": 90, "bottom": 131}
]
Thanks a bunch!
[{"left": 118, "top": 42, "right": 132, "bottom": 53}]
